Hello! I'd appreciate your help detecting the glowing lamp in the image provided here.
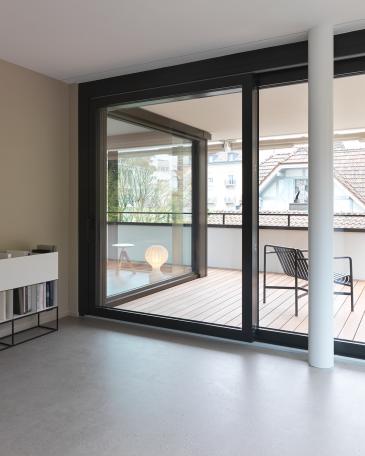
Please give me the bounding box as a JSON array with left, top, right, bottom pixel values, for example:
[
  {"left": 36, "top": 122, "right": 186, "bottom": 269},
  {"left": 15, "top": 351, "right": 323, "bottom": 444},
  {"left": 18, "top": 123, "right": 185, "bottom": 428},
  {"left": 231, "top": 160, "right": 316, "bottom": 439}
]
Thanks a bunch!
[{"left": 145, "top": 245, "right": 168, "bottom": 272}]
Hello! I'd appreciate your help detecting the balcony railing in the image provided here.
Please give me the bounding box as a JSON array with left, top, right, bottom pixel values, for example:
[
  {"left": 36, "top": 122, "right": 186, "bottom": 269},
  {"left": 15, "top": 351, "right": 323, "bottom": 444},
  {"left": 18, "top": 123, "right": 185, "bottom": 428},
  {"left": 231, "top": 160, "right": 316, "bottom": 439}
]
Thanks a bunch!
[
  {"left": 259, "top": 211, "right": 365, "bottom": 231},
  {"left": 107, "top": 211, "right": 193, "bottom": 224},
  {"left": 107, "top": 211, "right": 365, "bottom": 231}
]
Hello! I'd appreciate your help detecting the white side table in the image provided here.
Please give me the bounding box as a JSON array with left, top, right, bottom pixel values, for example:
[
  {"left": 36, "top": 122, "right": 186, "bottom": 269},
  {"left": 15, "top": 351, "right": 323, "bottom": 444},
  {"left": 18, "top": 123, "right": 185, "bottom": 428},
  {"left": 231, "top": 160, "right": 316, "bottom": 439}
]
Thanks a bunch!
[{"left": 112, "top": 243, "right": 135, "bottom": 269}]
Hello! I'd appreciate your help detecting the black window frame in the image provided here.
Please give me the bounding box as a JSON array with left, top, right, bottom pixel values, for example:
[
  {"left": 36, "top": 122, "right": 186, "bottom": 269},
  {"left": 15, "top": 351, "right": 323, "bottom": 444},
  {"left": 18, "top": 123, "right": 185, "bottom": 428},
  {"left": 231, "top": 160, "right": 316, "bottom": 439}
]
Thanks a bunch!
[{"left": 79, "top": 29, "right": 365, "bottom": 356}]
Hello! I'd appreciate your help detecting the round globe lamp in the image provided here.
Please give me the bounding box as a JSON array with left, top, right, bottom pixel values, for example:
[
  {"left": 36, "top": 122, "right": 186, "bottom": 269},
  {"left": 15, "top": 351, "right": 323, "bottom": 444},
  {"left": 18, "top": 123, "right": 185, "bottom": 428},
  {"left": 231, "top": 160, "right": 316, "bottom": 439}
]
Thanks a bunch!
[{"left": 145, "top": 245, "right": 169, "bottom": 279}]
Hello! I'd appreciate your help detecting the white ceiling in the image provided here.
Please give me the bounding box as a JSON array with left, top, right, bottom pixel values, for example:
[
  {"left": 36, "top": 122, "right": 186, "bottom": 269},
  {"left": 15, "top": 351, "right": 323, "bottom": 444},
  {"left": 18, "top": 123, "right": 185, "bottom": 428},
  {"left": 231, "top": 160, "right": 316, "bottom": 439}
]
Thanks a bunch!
[
  {"left": 0, "top": 1, "right": 365, "bottom": 82},
  {"left": 147, "top": 92, "right": 242, "bottom": 140},
  {"left": 107, "top": 118, "right": 148, "bottom": 136},
  {"left": 143, "top": 75, "right": 365, "bottom": 139}
]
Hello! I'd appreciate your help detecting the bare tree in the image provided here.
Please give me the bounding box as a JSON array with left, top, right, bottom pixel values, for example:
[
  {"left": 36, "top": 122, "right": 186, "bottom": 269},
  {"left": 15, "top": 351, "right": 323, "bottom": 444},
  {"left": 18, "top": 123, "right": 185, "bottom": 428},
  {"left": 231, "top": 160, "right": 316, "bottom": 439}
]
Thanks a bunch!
[{"left": 108, "top": 154, "right": 192, "bottom": 224}]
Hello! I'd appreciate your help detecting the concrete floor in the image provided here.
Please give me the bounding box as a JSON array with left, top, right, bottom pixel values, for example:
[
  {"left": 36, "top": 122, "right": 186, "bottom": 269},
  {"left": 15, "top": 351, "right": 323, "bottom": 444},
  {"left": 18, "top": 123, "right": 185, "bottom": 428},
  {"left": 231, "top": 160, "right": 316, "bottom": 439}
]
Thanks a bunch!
[{"left": 1, "top": 318, "right": 365, "bottom": 456}]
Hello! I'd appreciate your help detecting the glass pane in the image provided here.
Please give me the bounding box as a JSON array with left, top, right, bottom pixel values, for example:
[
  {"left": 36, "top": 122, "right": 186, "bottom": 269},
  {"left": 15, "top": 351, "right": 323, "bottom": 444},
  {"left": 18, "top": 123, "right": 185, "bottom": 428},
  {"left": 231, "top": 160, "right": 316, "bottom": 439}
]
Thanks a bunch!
[
  {"left": 106, "top": 116, "right": 192, "bottom": 298},
  {"left": 207, "top": 135, "right": 242, "bottom": 328},
  {"left": 333, "top": 74, "right": 365, "bottom": 343},
  {"left": 103, "top": 90, "right": 243, "bottom": 328},
  {"left": 258, "top": 82, "right": 309, "bottom": 334},
  {"left": 144, "top": 91, "right": 243, "bottom": 327}
]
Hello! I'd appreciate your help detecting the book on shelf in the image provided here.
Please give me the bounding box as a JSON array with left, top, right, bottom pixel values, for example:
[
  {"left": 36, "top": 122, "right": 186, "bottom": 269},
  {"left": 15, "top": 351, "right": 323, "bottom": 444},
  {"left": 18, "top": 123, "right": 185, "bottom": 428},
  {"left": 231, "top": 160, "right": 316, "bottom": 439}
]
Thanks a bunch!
[
  {"left": 6, "top": 290, "right": 13, "bottom": 320},
  {"left": 48, "top": 281, "right": 54, "bottom": 307},
  {"left": 0, "top": 290, "right": 14, "bottom": 321},
  {"left": 35, "top": 282, "right": 56, "bottom": 310},
  {"left": 42, "top": 283, "right": 46, "bottom": 309},
  {"left": 27, "top": 286, "right": 33, "bottom": 313},
  {"left": 27, "top": 284, "right": 39, "bottom": 313},
  {"left": 45, "top": 282, "right": 55, "bottom": 308},
  {"left": 46, "top": 282, "right": 50, "bottom": 307},
  {"left": 14, "top": 287, "right": 27, "bottom": 315},
  {"left": 0, "top": 291, "right": 6, "bottom": 321},
  {"left": 36, "top": 283, "right": 44, "bottom": 311},
  {"left": 11, "top": 282, "right": 57, "bottom": 316}
]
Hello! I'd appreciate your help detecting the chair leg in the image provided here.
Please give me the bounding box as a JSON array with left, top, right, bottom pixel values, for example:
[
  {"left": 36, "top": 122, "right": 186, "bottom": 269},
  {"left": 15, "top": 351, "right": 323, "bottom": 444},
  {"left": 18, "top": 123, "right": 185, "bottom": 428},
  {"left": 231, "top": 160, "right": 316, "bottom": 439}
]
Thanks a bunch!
[
  {"left": 294, "top": 252, "right": 298, "bottom": 316},
  {"left": 351, "top": 281, "right": 354, "bottom": 312},
  {"left": 295, "top": 276, "right": 298, "bottom": 317},
  {"left": 295, "top": 288, "right": 298, "bottom": 316}
]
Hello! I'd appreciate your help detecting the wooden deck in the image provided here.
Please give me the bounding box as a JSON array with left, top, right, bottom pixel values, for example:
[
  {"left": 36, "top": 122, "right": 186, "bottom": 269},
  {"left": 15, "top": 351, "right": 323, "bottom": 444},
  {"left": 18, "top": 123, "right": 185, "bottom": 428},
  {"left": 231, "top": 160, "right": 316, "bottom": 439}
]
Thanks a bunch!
[{"left": 116, "top": 268, "right": 365, "bottom": 342}]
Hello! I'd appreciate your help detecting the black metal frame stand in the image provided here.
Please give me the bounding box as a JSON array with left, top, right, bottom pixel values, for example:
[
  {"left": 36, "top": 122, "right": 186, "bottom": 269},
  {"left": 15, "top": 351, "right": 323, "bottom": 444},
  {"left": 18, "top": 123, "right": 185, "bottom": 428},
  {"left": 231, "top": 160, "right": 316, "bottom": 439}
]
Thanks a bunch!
[{"left": 0, "top": 306, "right": 58, "bottom": 351}]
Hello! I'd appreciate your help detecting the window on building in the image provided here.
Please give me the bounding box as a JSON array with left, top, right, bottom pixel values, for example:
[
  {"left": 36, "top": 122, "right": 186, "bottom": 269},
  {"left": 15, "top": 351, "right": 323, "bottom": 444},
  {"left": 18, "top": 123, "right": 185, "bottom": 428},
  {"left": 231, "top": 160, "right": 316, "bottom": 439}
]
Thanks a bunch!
[
  {"left": 228, "top": 152, "right": 239, "bottom": 161},
  {"left": 225, "top": 175, "right": 236, "bottom": 186}
]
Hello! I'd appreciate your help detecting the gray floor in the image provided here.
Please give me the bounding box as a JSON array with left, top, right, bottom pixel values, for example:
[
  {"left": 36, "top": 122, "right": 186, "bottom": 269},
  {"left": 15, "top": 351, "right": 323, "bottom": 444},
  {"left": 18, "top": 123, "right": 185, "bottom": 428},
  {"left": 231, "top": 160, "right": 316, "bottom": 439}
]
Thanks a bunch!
[{"left": 1, "top": 318, "right": 365, "bottom": 456}]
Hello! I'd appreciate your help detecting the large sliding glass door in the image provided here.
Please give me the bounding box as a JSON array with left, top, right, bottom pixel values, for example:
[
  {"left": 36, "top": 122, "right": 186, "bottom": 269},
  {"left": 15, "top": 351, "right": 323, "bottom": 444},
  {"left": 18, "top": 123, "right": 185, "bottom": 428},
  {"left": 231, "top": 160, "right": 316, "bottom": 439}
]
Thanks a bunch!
[
  {"left": 97, "top": 88, "right": 251, "bottom": 331},
  {"left": 76, "top": 32, "right": 365, "bottom": 356},
  {"left": 256, "top": 71, "right": 365, "bottom": 358},
  {"left": 79, "top": 74, "right": 257, "bottom": 340}
]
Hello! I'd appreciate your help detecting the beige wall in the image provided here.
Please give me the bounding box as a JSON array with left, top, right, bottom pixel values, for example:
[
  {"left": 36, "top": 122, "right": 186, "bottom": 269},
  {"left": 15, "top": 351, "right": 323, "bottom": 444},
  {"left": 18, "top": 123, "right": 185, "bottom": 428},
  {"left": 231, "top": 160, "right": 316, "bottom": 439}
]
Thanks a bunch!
[
  {"left": 68, "top": 84, "right": 78, "bottom": 316},
  {"left": 0, "top": 58, "right": 76, "bottom": 317}
]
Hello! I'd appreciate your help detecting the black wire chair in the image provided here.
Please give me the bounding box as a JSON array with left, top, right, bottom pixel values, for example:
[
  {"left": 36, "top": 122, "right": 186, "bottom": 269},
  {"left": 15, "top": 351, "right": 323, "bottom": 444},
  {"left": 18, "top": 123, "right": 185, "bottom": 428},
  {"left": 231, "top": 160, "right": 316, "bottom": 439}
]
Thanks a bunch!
[{"left": 263, "top": 244, "right": 354, "bottom": 316}]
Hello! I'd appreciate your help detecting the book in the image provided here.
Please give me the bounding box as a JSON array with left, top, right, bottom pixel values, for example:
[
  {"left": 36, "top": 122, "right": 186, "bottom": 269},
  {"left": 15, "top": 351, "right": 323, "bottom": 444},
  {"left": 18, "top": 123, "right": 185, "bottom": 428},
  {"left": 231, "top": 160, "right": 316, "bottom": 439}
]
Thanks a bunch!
[
  {"left": 13, "top": 288, "right": 28, "bottom": 315},
  {"left": 27, "top": 285, "right": 38, "bottom": 312},
  {"left": 6, "top": 290, "right": 13, "bottom": 320},
  {"left": 51, "top": 281, "right": 58, "bottom": 308},
  {"left": 36, "top": 284, "right": 44, "bottom": 311},
  {"left": 46, "top": 282, "right": 50, "bottom": 307},
  {"left": 49, "top": 282, "right": 54, "bottom": 307},
  {"left": 27, "top": 286, "right": 32, "bottom": 313},
  {"left": 33, "top": 285, "right": 38, "bottom": 311},
  {"left": 42, "top": 283, "right": 47, "bottom": 309},
  {"left": 0, "top": 291, "right": 6, "bottom": 321}
]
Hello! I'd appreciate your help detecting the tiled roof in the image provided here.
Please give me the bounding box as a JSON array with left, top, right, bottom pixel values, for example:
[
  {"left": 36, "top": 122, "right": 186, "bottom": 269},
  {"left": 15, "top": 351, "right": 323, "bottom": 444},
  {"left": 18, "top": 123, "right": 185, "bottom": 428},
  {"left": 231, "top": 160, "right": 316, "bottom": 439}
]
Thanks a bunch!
[
  {"left": 259, "top": 145, "right": 365, "bottom": 207},
  {"left": 207, "top": 211, "right": 365, "bottom": 230},
  {"left": 259, "top": 150, "right": 293, "bottom": 185},
  {"left": 259, "top": 211, "right": 365, "bottom": 230}
]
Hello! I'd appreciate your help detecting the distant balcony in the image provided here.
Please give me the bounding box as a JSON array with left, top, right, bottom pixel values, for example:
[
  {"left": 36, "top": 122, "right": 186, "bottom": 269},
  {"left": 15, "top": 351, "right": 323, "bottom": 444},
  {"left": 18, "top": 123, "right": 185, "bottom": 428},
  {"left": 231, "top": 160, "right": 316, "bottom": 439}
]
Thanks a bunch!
[{"left": 224, "top": 177, "right": 236, "bottom": 187}]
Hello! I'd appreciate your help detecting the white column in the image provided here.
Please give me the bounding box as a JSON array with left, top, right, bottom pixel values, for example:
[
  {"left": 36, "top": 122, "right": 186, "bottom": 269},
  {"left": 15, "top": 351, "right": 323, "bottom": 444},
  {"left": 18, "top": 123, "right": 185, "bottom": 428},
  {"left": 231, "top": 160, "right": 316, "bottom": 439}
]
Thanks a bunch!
[{"left": 308, "top": 24, "right": 334, "bottom": 368}]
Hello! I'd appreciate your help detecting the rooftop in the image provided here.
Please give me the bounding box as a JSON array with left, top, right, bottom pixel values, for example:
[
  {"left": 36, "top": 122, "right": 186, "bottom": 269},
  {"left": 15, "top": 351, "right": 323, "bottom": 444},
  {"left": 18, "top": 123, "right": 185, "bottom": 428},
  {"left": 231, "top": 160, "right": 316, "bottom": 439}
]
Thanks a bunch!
[{"left": 259, "top": 143, "right": 365, "bottom": 208}]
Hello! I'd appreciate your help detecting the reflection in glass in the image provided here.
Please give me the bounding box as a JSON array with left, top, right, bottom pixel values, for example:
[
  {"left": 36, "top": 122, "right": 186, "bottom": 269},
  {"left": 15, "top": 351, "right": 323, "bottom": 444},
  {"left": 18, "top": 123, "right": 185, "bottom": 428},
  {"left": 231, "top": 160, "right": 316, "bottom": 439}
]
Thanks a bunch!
[{"left": 106, "top": 115, "right": 192, "bottom": 298}]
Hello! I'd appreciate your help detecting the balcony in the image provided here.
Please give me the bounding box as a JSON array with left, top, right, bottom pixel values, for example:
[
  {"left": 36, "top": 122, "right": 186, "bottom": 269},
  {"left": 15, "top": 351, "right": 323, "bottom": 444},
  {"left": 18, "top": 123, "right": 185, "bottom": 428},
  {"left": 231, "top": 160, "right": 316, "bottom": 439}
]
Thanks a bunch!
[{"left": 107, "top": 211, "right": 365, "bottom": 342}]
